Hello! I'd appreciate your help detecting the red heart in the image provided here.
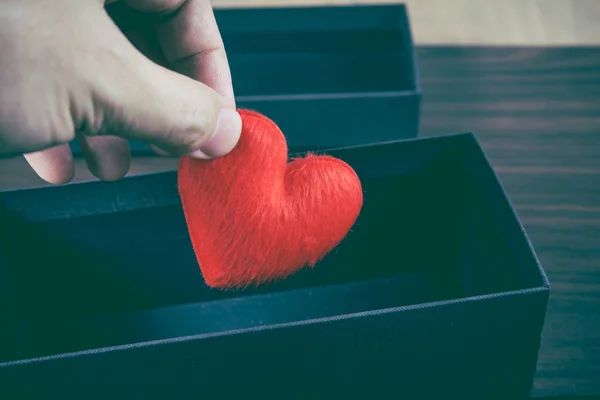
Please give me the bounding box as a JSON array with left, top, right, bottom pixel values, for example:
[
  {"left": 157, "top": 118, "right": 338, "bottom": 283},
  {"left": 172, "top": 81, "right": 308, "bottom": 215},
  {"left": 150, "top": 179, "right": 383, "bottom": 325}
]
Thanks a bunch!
[{"left": 178, "top": 109, "right": 363, "bottom": 289}]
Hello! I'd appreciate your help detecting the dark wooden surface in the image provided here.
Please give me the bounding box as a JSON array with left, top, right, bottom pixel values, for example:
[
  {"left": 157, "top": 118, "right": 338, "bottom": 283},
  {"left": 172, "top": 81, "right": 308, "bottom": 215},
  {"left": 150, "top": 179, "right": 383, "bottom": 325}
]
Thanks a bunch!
[{"left": 0, "top": 46, "right": 599, "bottom": 398}]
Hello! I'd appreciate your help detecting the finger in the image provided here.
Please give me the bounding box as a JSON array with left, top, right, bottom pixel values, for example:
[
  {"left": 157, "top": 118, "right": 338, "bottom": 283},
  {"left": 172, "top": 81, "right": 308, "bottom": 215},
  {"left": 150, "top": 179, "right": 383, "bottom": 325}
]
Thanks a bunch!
[
  {"left": 93, "top": 58, "right": 241, "bottom": 158},
  {"left": 124, "top": 0, "right": 236, "bottom": 107},
  {"left": 77, "top": 135, "right": 131, "bottom": 181},
  {"left": 85, "top": 16, "right": 241, "bottom": 157},
  {"left": 23, "top": 144, "right": 75, "bottom": 185}
]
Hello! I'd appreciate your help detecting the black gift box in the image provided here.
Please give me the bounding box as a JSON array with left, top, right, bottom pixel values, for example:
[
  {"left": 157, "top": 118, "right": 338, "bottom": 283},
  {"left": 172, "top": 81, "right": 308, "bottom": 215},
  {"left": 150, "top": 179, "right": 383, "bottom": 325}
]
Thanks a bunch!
[
  {"left": 69, "top": 3, "right": 421, "bottom": 155},
  {"left": 0, "top": 133, "right": 549, "bottom": 399}
]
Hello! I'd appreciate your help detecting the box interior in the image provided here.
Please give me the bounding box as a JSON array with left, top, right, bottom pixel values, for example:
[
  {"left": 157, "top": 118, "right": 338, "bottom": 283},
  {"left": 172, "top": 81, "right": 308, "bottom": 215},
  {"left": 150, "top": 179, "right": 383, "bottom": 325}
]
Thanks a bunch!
[
  {"left": 220, "top": 6, "right": 417, "bottom": 97},
  {"left": 0, "top": 134, "right": 545, "bottom": 363}
]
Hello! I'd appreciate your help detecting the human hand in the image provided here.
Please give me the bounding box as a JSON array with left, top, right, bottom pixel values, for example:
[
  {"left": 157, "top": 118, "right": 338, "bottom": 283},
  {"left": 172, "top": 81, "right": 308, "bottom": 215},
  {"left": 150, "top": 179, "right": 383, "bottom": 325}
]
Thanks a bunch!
[{"left": 0, "top": 0, "right": 241, "bottom": 184}]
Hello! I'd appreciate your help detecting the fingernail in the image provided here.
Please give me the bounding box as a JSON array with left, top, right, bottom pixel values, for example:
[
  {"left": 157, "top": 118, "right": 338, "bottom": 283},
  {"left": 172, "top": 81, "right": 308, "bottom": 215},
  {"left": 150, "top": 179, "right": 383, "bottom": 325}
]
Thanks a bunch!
[{"left": 188, "top": 109, "right": 242, "bottom": 159}]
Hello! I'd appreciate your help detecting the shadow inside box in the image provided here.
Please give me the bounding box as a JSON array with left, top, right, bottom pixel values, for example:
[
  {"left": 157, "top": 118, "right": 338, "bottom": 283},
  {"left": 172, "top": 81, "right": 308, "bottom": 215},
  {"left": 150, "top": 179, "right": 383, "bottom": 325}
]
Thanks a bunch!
[{"left": 0, "top": 134, "right": 544, "bottom": 363}]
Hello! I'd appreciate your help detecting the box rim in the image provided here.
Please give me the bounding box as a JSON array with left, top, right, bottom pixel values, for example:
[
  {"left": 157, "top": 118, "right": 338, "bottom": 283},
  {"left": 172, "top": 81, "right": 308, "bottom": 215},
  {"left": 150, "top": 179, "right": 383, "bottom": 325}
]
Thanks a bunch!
[
  {"left": 0, "top": 132, "right": 470, "bottom": 200},
  {"left": 0, "top": 284, "right": 549, "bottom": 369},
  {"left": 235, "top": 90, "right": 419, "bottom": 102}
]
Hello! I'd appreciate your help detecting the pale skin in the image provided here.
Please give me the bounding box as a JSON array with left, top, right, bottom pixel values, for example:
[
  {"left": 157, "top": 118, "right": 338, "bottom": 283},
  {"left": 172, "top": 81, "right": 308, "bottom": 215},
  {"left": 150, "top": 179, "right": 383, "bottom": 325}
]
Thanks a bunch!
[{"left": 0, "top": 0, "right": 243, "bottom": 184}]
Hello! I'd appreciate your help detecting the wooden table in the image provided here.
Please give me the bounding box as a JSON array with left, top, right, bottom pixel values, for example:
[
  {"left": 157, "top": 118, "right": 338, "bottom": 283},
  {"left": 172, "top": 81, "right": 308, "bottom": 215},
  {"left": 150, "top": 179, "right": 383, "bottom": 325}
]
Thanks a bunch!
[{"left": 1, "top": 45, "right": 599, "bottom": 399}]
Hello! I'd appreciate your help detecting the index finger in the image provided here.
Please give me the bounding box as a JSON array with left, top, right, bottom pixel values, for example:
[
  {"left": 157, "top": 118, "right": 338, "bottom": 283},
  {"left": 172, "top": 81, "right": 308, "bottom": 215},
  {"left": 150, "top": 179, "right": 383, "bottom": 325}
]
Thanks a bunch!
[{"left": 124, "top": 0, "right": 235, "bottom": 107}]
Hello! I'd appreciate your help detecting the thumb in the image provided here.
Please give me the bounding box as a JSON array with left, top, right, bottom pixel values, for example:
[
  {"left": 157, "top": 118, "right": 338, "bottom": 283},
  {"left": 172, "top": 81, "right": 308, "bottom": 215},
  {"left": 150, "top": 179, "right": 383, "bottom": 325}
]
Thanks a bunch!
[{"left": 86, "top": 42, "right": 241, "bottom": 159}]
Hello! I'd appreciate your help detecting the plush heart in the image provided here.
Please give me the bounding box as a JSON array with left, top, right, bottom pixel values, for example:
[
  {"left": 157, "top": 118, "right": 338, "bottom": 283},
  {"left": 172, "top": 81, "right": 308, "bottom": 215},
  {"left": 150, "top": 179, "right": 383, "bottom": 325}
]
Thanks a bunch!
[{"left": 177, "top": 109, "right": 363, "bottom": 289}]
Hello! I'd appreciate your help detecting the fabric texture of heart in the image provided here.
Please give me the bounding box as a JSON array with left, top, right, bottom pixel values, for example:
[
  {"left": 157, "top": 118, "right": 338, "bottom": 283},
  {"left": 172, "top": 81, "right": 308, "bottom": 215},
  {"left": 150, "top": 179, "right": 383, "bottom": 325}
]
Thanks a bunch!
[{"left": 178, "top": 109, "right": 363, "bottom": 289}]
